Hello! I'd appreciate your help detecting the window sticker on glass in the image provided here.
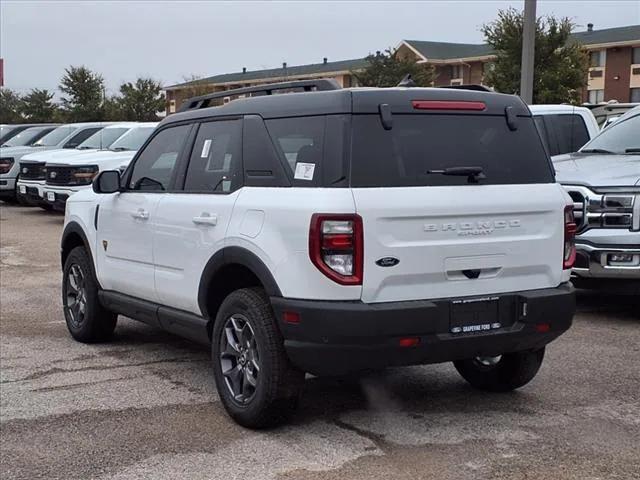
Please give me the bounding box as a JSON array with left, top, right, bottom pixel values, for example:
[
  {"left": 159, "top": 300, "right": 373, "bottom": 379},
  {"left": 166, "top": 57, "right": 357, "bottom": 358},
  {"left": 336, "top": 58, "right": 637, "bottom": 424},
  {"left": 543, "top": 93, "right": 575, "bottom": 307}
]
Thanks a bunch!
[
  {"left": 294, "top": 162, "right": 315, "bottom": 181},
  {"left": 201, "top": 139, "right": 212, "bottom": 158}
]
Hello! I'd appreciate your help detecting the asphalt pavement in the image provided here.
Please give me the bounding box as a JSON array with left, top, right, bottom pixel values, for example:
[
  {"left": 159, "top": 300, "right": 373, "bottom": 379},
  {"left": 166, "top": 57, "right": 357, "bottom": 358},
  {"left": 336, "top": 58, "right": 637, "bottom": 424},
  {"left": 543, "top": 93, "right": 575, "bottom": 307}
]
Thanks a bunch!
[{"left": 1, "top": 203, "right": 638, "bottom": 480}]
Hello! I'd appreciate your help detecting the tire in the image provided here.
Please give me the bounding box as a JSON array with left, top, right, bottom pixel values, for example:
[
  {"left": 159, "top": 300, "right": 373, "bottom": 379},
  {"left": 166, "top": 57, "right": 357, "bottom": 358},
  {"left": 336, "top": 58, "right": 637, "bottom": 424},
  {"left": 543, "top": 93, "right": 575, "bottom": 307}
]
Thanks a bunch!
[
  {"left": 211, "top": 287, "right": 304, "bottom": 428},
  {"left": 62, "top": 246, "right": 117, "bottom": 343},
  {"left": 453, "top": 348, "right": 545, "bottom": 392}
]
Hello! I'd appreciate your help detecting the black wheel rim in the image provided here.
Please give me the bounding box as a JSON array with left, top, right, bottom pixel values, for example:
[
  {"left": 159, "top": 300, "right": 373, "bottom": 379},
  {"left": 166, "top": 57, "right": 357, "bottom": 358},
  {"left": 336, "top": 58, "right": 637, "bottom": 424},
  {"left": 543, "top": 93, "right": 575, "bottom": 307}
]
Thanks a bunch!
[
  {"left": 219, "top": 314, "right": 260, "bottom": 405},
  {"left": 65, "top": 264, "right": 87, "bottom": 328}
]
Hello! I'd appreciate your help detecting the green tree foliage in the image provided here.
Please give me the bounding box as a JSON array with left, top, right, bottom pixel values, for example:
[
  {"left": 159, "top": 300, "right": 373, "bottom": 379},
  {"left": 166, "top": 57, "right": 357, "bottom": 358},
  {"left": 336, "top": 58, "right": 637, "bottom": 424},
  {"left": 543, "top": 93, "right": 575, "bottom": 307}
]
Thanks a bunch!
[
  {"left": 482, "top": 8, "right": 588, "bottom": 104},
  {"left": 352, "top": 48, "right": 435, "bottom": 87},
  {"left": 102, "top": 96, "right": 125, "bottom": 121},
  {"left": 59, "top": 66, "right": 105, "bottom": 121},
  {"left": 0, "top": 88, "right": 24, "bottom": 123},
  {"left": 20, "top": 89, "right": 58, "bottom": 122},
  {"left": 118, "top": 78, "right": 165, "bottom": 121}
]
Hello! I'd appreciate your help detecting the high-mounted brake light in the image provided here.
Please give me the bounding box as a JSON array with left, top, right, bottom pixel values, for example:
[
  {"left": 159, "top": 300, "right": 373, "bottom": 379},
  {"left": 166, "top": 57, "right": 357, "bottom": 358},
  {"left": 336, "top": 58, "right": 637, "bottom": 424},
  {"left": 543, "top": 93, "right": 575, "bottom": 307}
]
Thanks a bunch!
[
  {"left": 412, "top": 100, "right": 486, "bottom": 111},
  {"left": 309, "top": 214, "right": 363, "bottom": 285},
  {"left": 563, "top": 205, "right": 577, "bottom": 269}
]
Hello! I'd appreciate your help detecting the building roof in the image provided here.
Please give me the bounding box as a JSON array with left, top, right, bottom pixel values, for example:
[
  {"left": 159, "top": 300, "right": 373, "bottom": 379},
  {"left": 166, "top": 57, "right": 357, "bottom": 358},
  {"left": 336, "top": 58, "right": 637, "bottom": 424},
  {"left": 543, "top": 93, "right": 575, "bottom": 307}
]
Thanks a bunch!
[
  {"left": 166, "top": 24, "right": 639, "bottom": 90},
  {"left": 403, "top": 40, "right": 494, "bottom": 60},
  {"left": 404, "top": 24, "right": 640, "bottom": 61},
  {"left": 165, "top": 58, "right": 369, "bottom": 89}
]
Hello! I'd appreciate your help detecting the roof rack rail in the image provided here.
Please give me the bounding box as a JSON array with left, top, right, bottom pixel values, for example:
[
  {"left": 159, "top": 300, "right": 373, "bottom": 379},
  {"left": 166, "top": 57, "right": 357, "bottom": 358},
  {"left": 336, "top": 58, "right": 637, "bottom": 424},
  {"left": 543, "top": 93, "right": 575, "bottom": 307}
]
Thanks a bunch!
[
  {"left": 178, "top": 78, "right": 342, "bottom": 112},
  {"left": 438, "top": 84, "right": 493, "bottom": 92}
]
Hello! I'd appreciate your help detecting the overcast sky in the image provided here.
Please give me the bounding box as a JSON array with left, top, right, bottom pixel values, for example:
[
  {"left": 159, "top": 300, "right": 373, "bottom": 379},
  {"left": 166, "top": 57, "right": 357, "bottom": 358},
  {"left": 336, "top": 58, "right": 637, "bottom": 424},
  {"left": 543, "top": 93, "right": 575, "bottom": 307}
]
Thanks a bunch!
[{"left": 1, "top": 0, "right": 639, "bottom": 95}]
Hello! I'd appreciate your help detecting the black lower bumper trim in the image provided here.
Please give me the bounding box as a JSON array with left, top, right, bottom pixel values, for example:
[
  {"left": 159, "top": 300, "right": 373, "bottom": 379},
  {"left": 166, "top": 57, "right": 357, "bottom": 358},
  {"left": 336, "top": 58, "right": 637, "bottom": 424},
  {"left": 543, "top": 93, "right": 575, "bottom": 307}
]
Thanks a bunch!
[{"left": 271, "top": 284, "right": 575, "bottom": 376}]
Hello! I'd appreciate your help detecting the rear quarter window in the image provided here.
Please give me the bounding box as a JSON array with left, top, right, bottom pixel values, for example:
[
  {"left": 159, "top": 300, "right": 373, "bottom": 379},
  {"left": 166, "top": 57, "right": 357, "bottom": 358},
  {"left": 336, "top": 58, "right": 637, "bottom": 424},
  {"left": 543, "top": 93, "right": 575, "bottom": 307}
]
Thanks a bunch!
[
  {"left": 547, "top": 114, "right": 590, "bottom": 155},
  {"left": 350, "top": 114, "right": 554, "bottom": 187}
]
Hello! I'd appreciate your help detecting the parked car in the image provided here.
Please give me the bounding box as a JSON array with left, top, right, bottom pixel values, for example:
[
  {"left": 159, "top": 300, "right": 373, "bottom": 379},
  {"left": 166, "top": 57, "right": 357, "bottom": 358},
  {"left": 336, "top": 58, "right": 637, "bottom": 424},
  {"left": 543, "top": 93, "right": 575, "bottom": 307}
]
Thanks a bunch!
[
  {"left": 0, "top": 125, "right": 60, "bottom": 201},
  {"left": 17, "top": 123, "right": 143, "bottom": 207},
  {"left": 586, "top": 102, "right": 639, "bottom": 129},
  {"left": 42, "top": 123, "right": 157, "bottom": 210},
  {"left": 530, "top": 105, "right": 599, "bottom": 157},
  {"left": 553, "top": 105, "right": 640, "bottom": 293},
  {"left": 0, "top": 124, "right": 57, "bottom": 145},
  {"left": 0, "top": 123, "right": 108, "bottom": 202},
  {"left": 61, "top": 80, "right": 576, "bottom": 428}
]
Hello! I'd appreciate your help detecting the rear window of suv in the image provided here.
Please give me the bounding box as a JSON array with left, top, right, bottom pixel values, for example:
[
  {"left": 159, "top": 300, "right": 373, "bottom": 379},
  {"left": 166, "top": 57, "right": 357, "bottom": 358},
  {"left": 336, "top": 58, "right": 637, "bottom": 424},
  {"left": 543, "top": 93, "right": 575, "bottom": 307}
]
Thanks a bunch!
[{"left": 350, "top": 114, "right": 554, "bottom": 187}]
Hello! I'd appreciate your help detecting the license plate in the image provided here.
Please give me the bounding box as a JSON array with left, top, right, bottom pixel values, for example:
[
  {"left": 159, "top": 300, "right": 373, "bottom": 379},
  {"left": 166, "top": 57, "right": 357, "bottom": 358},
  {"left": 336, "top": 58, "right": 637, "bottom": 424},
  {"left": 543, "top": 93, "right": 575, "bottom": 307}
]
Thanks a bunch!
[
  {"left": 47, "top": 192, "right": 55, "bottom": 202},
  {"left": 450, "top": 296, "right": 501, "bottom": 334},
  {"left": 19, "top": 185, "right": 26, "bottom": 194}
]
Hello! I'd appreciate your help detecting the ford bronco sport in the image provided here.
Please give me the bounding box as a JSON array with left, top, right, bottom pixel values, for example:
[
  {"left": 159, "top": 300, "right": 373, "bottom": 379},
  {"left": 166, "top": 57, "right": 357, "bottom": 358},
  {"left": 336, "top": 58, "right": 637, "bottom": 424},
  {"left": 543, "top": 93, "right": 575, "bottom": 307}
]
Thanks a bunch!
[{"left": 60, "top": 79, "right": 576, "bottom": 428}]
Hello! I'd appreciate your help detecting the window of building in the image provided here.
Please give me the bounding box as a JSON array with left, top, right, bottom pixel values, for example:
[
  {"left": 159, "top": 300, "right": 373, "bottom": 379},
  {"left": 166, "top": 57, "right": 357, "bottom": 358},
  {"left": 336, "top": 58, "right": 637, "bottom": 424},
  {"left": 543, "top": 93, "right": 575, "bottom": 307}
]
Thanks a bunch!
[
  {"left": 589, "top": 50, "right": 606, "bottom": 68},
  {"left": 589, "top": 89, "right": 604, "bottom": 103},
  {"left": 631, "top": 88, "right": 640, "bottom": 103},
  {"left": 633, "top": 47, "right": 640, "bottom": 65},
  {"left": 451, "top": 64, "right": 463, "bottom": 79}
]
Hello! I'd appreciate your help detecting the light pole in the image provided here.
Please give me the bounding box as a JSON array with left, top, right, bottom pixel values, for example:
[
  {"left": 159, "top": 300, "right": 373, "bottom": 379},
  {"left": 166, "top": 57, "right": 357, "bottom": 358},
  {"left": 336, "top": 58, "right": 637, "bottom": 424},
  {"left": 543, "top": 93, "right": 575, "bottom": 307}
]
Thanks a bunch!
[{"left": 520, "top": 0, "right": 537, "bottom": 104}]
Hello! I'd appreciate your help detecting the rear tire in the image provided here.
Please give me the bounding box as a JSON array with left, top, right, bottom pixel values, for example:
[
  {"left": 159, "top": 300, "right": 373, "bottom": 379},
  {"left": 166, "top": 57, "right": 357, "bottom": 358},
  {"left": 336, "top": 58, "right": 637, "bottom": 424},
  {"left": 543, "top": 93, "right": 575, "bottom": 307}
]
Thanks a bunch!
[
  {"left": 211, "top": 288, "right": 304, "bottom": 428},
  {"left": 62, "top": 246, "right": 117, "bottom": 342},
  {"left": 453, "top": 348, "right": 545, "bottom": 392}
]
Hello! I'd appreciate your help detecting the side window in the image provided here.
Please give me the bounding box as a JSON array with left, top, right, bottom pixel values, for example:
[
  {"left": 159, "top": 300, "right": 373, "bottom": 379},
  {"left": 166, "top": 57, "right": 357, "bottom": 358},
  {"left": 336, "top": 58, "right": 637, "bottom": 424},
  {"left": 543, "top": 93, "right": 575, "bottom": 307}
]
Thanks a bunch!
[
  {"left": 549, "top": 114, "right": 590, "bottom": 154},
  {"left": 64, "top": 127, "right": 102, "bottom": 148},
  {"left": 265, "top": 116, "right": 324, "bottom": 183},
  {"left": 533, "top": 116, "right": 553, "bottom": 156},
  {"left": 129, "top": 124, "right": 190, "bottom": 191},
  {"left": 184, "top": 119, "right": 242, "bottom": 193}
]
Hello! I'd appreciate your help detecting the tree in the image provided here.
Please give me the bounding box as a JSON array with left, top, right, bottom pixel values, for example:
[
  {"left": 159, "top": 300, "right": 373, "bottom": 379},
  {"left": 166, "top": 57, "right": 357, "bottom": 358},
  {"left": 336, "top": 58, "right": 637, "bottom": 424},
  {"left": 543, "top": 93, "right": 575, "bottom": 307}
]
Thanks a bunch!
[
  {"left": 0, "top": 88, "right": 24, "bottom": 123},
  {"left": 482, "top": 8, "right": 588, "bottom": 104},
  {"left": 118, "top": 77, "right": 165, "bottom": 121},
  {"left": 20, "top": 88, "right": 58, "bottom": 122},
  {"left": 352, "top": 48, "right": 435, "bottom": 87},
  {"left": 59, "top": 66, "right": 105, "bottom": 121},
  {"left": 102, "top": 95, "right": 125, "bottom": 121}
]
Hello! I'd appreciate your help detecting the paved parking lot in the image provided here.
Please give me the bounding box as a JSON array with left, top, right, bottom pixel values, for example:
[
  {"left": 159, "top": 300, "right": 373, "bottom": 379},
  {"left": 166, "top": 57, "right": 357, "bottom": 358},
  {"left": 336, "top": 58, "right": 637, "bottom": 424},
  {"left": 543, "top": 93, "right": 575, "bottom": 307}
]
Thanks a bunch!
[{"left": 0, "top": 203, "right": 639, "bottom": 480}]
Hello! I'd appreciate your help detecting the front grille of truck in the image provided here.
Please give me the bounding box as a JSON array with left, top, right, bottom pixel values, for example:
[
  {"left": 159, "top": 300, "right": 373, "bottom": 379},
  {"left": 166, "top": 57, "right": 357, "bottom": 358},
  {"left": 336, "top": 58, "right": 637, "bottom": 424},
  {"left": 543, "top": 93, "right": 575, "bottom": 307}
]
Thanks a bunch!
[
  {"left": 564, "top": 185, "right": 638, "bottom": 233},
  {"left": 46, "top": 166, "right": 74, "bottom": 186},
  {"left": 19, "top": 162, "right": 46, "bottom": 180}
]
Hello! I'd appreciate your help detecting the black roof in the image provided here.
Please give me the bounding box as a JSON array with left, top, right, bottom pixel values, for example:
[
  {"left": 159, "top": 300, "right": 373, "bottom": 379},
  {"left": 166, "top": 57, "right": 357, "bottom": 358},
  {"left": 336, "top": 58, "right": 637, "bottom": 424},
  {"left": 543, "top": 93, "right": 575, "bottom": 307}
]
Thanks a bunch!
[{"left": 160, "top": 86, "right": 530, "bottom": 127}]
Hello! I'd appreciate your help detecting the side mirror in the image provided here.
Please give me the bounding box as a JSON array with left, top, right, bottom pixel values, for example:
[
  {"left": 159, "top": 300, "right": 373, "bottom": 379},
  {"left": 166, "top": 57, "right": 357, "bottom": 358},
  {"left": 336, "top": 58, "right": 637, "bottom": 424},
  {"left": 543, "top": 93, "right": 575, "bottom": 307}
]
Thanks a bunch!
[{"left": 93, "top": 170, "right": 121, "bottom": 194}]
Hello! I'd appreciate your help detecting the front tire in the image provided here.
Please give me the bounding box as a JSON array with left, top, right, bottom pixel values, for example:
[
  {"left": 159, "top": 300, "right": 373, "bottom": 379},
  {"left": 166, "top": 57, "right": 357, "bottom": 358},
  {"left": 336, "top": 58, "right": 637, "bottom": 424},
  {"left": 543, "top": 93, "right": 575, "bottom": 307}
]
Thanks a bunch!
[
  {"left": 454, "top": 348, "right": 545, "bottom": 392},
  {"left": 211, "top": 288, "right": 304, "bottom": 428},
  {"left": 62, "top": 246, "right": 117, "bottom": 342}
]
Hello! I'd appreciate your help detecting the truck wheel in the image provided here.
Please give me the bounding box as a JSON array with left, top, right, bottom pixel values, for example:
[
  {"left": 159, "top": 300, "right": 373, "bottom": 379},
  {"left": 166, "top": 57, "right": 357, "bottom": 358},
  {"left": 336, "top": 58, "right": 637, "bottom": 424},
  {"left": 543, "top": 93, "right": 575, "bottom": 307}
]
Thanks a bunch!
[
  {"left": 62, "top": 246, "right": 117, "bottom": 343},
  {"left": 211, "top": 288, "right": 304, "bottom": 428},
  {"left": 453, "top": 348, "right": 545, "bottom": 392}
]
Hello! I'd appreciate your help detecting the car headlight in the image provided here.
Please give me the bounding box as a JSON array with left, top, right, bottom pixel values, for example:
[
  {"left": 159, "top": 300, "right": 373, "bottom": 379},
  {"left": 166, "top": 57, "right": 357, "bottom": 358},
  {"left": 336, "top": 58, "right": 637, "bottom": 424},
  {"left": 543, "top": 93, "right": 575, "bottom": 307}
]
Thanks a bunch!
[
  {"left": 71, "top": 166, "right": 99, "bottom": 185},
  {"left": 0, "top": 158, "right": 14, "bottom": 175}
]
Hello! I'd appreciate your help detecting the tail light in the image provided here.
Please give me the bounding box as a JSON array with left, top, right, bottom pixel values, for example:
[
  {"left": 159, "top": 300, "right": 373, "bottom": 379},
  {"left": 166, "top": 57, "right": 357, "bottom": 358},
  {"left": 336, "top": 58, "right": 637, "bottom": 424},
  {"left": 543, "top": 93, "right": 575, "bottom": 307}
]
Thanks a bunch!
[
  {"left": 564, "top": 205, "right": 577, "bottom": 269},
  {"left": 0, "top": 158, "right": 14, "bottom": 175},
  {"left": 309, "top": 214, "right": 363, "bottom": 285}
]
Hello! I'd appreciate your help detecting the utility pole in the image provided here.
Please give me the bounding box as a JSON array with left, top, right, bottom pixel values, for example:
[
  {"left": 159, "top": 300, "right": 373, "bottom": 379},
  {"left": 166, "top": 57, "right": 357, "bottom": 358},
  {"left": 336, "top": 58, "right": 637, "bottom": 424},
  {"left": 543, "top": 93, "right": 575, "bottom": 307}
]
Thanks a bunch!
[{"left": 520, "top": 0, "right": 537, "bottom": 104}]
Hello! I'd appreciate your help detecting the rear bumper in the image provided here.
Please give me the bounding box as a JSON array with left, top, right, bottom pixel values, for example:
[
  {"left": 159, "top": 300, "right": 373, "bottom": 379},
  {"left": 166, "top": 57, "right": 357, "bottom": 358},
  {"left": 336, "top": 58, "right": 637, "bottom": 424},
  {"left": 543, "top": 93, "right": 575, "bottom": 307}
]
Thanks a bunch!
[{"left": 271, "top": 284, "right": 575, "bottom": 376}]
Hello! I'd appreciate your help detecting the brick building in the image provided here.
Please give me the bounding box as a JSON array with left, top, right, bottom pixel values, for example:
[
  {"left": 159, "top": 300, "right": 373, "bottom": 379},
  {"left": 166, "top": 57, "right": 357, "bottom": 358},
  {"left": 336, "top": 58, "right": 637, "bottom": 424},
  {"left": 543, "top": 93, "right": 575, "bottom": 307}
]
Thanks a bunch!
[{"left": 164, "top": 24, "right": 640, "bottom": 114}]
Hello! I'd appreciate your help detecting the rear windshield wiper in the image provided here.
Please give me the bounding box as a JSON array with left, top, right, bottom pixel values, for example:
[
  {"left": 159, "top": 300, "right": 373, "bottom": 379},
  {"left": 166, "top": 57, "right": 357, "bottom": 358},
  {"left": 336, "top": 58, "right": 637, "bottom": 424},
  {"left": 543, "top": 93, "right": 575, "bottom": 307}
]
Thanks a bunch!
[
  {"left": 580, "top": 148, "right": 615, "bottom": 154},
  {"left": 426, "top": 166, "right": 486, "bottom": 184},
  {"left": 624, "top": 148, "right": 640, "bottom": 154}
]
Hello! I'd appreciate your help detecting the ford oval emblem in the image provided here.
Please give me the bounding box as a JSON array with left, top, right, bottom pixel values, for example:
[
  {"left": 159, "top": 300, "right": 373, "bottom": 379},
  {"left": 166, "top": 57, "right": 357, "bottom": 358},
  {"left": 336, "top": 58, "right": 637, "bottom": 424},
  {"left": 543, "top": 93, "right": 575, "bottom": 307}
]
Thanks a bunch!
[
  {"left": 22, "top": 167, "right": 28, "bottom": 174},
  {"left": 376, "top": 257, "right": 400, "bottom": 267}
]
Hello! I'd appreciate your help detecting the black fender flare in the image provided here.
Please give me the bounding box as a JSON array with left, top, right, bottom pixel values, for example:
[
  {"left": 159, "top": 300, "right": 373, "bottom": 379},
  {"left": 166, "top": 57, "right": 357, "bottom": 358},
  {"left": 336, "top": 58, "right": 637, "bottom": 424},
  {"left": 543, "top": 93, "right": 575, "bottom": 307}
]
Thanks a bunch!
[
  {"left": 197, "top": 246, "right": 282, "bottom": 318},
  {"left": 60, "top": 222, "right": 100, "bottom": 286}
]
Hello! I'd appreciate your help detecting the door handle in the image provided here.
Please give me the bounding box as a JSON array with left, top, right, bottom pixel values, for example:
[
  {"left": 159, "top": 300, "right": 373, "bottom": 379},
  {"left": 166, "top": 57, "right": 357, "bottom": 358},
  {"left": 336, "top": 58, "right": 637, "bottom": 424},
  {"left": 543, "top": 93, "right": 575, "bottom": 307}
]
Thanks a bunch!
[
  {"left": 192, "top": 213, "right": 218, "bottom": 226},
  {"left": 131, "top": 209, "right": 149, "bottom": 220}
]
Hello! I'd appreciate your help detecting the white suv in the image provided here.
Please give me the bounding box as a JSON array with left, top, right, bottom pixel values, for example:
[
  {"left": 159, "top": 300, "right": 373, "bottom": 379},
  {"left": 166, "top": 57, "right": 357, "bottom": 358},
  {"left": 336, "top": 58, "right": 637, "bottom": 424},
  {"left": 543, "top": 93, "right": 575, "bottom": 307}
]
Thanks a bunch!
[{"left": 61, "top": 80, "right": 577, "bottom": 428}]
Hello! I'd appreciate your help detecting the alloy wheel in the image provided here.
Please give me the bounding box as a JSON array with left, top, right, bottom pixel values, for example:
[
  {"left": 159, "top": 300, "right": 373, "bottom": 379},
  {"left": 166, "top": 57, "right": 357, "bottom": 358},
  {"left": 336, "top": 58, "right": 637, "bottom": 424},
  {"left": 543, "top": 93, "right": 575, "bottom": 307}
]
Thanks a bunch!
[
  {"left": 65, "top": 264, "right": 87, "bottom": 328},
  {"left": 219, "top": 314, "right": 260, "bottom": 404}
]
